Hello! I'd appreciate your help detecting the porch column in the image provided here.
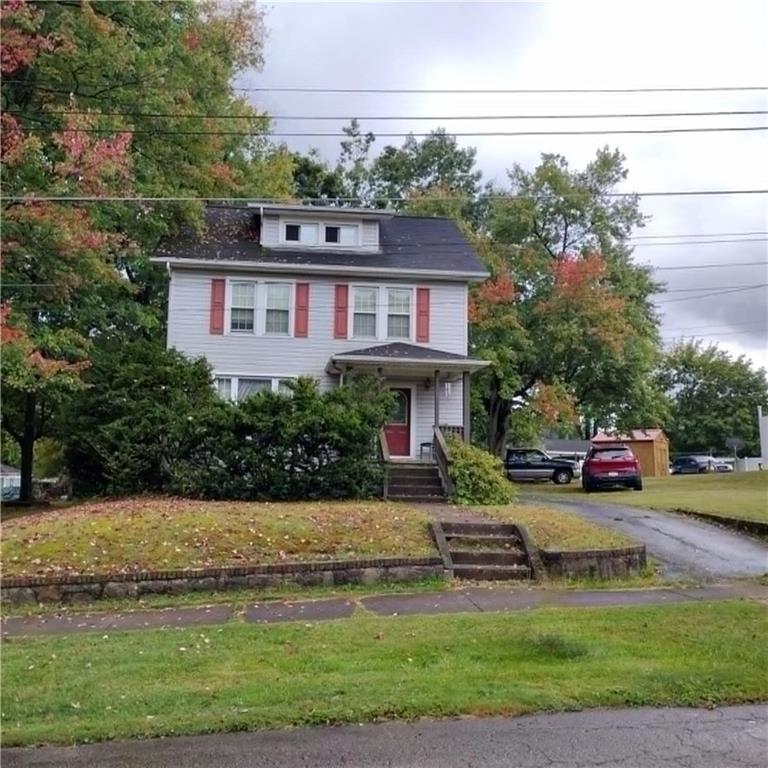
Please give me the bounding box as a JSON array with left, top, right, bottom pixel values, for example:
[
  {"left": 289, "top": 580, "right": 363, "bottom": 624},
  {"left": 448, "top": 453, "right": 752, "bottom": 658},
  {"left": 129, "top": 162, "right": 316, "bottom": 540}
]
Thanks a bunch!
[
  {"left": 462, "top": 370, "right": 471, "bottom": 444},
  {"left": 433, "top": 369, "right": 440, "bottom": 431}
]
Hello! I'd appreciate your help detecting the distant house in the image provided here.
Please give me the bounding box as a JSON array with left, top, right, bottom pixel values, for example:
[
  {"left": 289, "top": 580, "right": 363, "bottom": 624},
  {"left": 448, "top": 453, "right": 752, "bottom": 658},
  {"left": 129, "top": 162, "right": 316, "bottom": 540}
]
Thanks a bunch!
[
  {"left": 592, "top": 429, "right": 670, "bottom": 478},
  {"left": 0, "top": 464, "right": 21, "bottom": 501}
]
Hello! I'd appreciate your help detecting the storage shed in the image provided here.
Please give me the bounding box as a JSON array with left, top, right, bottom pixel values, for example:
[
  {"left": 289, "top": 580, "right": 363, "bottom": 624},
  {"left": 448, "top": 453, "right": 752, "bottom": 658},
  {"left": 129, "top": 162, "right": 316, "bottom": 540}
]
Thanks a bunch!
[{"left": 592, "top": 429, "right": 670, "bottom": 478}]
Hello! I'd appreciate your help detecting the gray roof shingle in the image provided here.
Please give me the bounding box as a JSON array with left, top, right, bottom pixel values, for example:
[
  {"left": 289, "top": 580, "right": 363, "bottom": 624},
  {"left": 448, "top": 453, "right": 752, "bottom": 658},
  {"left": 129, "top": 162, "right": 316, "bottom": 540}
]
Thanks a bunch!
[
  {"left": 335, "top": 342, "right": 471, "bottom": 361},
  {"left": 155, "top": 206, "right": 488, "bottom": 276}
]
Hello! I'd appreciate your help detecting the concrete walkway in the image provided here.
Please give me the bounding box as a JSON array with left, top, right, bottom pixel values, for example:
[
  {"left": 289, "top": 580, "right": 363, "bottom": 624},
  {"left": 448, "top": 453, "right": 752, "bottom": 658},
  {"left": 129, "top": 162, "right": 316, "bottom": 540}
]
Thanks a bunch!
[
  {"left": 2, "top": 582, "right": 765, "bottom": 637},
  {"left": 5, "top": 705, "right": 767, "bottom": 767}
]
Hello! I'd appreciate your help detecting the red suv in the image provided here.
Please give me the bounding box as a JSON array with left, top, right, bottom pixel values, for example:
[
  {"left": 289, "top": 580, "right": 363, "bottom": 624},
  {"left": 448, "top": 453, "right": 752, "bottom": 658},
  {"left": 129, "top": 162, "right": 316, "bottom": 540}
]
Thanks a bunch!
[{"left": 582, "top": 445, "right": 643, "bottom": 493}]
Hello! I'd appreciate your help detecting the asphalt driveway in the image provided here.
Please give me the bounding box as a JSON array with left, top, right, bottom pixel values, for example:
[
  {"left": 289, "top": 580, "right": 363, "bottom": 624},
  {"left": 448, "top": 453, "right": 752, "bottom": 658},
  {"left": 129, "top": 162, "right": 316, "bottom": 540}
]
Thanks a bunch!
[
  {"left": 522, "top": 493, "right": 768, "bottom": 580},
  {"left": 5, "top": 706, "right": 766, "bottom": 768}
]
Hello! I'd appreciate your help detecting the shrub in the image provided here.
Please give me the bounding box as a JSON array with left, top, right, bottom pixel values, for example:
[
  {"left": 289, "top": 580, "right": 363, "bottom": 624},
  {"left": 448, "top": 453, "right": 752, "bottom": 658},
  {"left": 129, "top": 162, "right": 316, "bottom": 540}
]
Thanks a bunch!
[
  {"left": 445, "top": 434, "right": 517, "bottom": 505},
  {"left": 170, "top": 376, "right": 393, "bottom": 500}
]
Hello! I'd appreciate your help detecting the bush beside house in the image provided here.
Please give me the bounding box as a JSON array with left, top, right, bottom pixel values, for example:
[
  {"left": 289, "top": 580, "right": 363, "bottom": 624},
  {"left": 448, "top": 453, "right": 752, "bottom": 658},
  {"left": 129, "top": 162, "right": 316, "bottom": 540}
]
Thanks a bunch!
[{"left": 446, "top": 435, "right": 517, "bottom": 505}]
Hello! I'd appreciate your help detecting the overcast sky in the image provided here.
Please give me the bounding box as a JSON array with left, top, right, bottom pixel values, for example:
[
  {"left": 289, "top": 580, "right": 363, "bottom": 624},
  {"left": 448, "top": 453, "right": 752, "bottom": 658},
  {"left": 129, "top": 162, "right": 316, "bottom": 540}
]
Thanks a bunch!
[{"left": 239, "top": 0, "right": 768, "bottom": 370}]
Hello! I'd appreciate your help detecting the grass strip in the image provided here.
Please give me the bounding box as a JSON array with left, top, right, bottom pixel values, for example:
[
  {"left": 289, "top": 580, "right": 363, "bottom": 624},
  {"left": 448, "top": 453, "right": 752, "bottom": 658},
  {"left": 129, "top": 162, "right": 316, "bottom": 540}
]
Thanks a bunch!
[{"left": 2, "top": 599, "right": 766, "bottom": 747}]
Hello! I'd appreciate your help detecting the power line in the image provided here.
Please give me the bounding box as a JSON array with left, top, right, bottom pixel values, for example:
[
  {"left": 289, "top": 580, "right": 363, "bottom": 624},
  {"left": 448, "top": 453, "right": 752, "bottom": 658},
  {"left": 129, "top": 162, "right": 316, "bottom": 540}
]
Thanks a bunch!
[
  {"left": 19, "top": 125, "right": 768, "bottom": 138},
  {"left": 8, "top": 108, "right": 768, "bottom": 121},
  {"left": 656, "top": 283, "right": 768, "bottom": 303},
  {"left": 653, "top": 284, "right": 763, "bottom": 294},
  {"left": 652, "top": 261, "right": 768, "bottom": 272},
  {"left": 3, "top": 189, "right": 768, "bottom": 203},
  {"left": 6, "top": 81, "right": 767, "bottom": 95},
  {"left": 662, "top": 320, "right": 767, "bottom": 332},
  {"left": 633, "top": 237, "right": 768, "bottom": 247},
  {"left": 631, "top": 230, "right": 768, "bottom": 240}
]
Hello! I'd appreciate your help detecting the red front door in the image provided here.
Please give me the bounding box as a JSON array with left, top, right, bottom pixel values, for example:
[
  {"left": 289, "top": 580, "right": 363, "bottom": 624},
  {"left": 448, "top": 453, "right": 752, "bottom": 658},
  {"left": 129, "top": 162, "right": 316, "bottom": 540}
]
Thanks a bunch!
[{"left": 384, "top": 388, "right": 411, "bottom": 457}]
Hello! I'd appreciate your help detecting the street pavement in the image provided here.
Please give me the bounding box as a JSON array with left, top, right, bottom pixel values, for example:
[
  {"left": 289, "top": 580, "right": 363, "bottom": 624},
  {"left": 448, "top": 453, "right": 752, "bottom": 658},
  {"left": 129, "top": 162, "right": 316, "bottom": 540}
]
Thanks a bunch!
[
  {"left": 5, "top": 705, "right": 767, "bottom": 767},
  {"left": 3, "top": 582, "right": 766, "bottom": 637},
  {"left": 521, "top": 493, "right": 768, "bottom": 580}
]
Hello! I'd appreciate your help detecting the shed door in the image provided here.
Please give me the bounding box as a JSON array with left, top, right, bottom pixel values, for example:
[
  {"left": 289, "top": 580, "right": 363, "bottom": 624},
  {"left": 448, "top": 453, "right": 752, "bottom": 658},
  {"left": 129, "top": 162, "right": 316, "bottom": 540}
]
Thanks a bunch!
[{"left": 384, "top": 388, "right": 411, "bottom": 457}]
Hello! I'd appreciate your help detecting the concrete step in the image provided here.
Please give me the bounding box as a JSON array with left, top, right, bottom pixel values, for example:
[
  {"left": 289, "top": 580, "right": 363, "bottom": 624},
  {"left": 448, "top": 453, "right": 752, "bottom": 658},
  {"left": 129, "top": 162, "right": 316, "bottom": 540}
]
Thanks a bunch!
[
  {"left": 450, "top": 549, "right": 528, "bottom": 566},
  {"left": 388, "top": 481, "right": 444, "bottom": 494},
  {"left": 388, "top": 494, "right": 447, "bottom": 503},
  {"left": 441, "top": 522, "right": 520, "bottom": 537},
  {"left": 452, "top": 564, "right": 532, "bottom": 581},
  {"left": 444, "top": 533, "right": 523, "bottom": 548}
]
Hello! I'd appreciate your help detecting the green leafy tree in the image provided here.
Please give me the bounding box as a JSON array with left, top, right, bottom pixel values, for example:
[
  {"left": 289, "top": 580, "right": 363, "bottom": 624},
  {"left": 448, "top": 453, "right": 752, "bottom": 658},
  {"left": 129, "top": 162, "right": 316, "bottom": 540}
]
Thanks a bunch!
[
  {"left": 657, "top": 341, "right": 768, "bottom": 455},
  {"left": 1, "top": 0, "right": 293, "bottom": 497}
]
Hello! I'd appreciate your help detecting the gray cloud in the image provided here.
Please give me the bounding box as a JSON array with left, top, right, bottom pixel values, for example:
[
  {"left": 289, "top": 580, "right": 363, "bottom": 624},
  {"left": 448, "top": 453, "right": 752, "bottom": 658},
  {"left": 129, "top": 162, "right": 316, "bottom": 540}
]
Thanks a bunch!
[{"left": 240, "top": 0, "right": 768, "bottom": 368}]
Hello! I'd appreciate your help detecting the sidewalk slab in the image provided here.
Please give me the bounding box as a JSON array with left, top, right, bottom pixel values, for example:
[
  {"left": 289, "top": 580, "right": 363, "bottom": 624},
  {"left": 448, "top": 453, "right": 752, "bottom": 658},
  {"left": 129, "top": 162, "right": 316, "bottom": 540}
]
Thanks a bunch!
[
  {"left": 244, "top": 598, "right": 355, "bottom": 624},
  {"left": 1, "top": 604, "right": 232, "bottom": 637},
  {"left": 461, "top": 588, "right": 543, "bottom": 612},
  {"left": 361, "top": 591, "right": 479, "bottom": 616}
]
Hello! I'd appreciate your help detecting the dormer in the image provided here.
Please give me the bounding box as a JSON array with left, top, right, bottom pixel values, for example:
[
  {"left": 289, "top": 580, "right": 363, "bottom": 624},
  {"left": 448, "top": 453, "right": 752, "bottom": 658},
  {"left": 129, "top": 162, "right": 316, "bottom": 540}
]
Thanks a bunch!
[{"left": 253, "top": 204, "right": 382, "bottom": 252}]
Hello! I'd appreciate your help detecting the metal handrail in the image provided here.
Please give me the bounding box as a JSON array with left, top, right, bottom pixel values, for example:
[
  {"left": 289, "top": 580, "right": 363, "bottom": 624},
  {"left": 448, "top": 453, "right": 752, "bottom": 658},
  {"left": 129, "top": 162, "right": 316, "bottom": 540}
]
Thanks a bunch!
[
  {"left": 378, "top": 429, "right": 390, "bottom": 499},
  {"left": 432, "top": 426, "right": 454, "bottom": 497}
]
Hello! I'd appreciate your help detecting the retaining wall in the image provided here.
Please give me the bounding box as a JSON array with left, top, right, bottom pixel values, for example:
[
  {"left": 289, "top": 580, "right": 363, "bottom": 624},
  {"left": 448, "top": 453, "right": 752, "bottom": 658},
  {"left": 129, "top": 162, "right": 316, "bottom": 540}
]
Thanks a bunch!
[{"left": 540, "top": 545, "right": 647, "bottom": 580}]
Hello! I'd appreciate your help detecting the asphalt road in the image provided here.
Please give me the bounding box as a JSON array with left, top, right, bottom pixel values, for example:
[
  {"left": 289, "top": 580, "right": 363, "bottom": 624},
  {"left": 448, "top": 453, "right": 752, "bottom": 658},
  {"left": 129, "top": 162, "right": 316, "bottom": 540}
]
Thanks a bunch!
[
  {"left": 522, "top": 493, "right": 768, "bottom": 580},
  {"left": 5, "top": 706, "right": 766, "bottom": 768}
]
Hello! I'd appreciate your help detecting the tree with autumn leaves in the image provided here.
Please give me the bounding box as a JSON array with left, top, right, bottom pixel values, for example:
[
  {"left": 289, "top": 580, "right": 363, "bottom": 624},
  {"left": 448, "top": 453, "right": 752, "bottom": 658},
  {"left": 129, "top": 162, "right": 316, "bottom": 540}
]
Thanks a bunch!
[{"left": 1, "top": 0, "right": 294, "bottom": 499}]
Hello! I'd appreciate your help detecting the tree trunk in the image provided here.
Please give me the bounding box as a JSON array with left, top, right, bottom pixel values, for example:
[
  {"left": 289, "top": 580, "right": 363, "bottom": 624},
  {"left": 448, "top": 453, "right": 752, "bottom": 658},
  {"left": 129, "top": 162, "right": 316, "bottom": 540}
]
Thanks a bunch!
[
  {"left": 486, "top": 383, "right": 512, "bottom": 457},
  {"left": 19, "top": 392, "right": 36, "bottom": 503}
]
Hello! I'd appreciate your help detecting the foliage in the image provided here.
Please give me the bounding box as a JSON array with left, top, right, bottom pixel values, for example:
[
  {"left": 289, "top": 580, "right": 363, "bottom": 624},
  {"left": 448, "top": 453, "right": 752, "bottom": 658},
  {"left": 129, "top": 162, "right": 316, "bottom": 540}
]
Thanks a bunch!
[
  {"left": 61, "top": 340, "right": 217, "bottom": 496},
  {"left": 4, "top": 601, "right": 766, "bottom": 746},
  {"left": 445, "top": 434, "right": 517, "bottom": 505},
  {"left": 472, "top": 149, "right": 665, "bottom": 453},
  {"left": 657, "top": 341, "right": 768, "bottom": 455},
  {"left": 171, "top": 377, "right": 393, "bottom": 500},
  {"left": 1, "top": 0, "right": 294, "bottom": 497}
]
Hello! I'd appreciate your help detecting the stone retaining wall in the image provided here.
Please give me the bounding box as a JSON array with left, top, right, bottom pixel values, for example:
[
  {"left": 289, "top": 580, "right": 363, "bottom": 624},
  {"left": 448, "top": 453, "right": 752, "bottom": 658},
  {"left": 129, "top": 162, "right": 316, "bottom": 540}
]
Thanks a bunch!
[
  {"left": 1, "top": 557, "right": 445, "bottom": 605},
  {"left": 540, "top": 545, "right": 646, "bottom": 580}
]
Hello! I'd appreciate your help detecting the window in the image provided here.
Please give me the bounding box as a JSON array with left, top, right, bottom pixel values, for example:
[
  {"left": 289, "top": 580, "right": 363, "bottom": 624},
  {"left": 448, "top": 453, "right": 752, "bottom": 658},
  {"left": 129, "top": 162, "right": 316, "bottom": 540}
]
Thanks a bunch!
[
  {"left": 387, "top": 288, "right": 411, "bottom": 339},
  {"left": 237, "top": 378, "right": 273, "bottom": 401},
  {"left": 230, "top": 282, "right": 255, "bottom": 332},
  {"left": 284, "top": 223, "right": 318, "bottom": 245},
  {"left": 353, "top": 287, "right": 377, "bottom": 337},
  {"left": 215, "top": 376, "right": 295, "bottom": 402},
  {"left": 265, "top": 283, "right": 291, "bottom": 334},
  {"left": 215, "top": 377, "right": 232, "bottom": 400},
  {"left": 324, "top": 224, "right": 358, "bottom": 245}
]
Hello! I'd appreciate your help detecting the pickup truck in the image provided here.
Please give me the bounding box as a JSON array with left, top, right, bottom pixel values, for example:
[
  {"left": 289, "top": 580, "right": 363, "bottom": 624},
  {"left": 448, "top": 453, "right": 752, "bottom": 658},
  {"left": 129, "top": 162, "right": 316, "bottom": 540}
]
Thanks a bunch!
[{"left": 504, "top": 448, "right": 581, "bottom": 485}]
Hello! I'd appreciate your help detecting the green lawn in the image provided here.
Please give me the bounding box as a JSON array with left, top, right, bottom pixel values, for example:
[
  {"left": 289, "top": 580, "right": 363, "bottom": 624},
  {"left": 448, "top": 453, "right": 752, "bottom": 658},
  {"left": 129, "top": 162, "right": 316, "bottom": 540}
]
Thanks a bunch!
[
  {"left": 472, "top": 504, "right": 635, "bottom": 550},
  {"left": 527, "top": 472, "right": 768, "bottom": 522},
  {"left": 2, "top": 600, "right": 766, "bottom": 746},
  {"left": 0, "top": 497, "right": 435, "bottom": 577}
]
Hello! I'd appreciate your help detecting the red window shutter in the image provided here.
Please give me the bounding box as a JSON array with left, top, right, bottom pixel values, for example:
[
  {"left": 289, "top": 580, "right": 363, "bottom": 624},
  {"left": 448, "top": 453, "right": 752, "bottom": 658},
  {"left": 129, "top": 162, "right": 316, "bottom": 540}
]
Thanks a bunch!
[
  {"left": 416, "top": 287, "right": 430, "bottom": 342},
  {"left": 295, "top": 282, "right": 310, "bottom": 337},
  {"left": 210, "top": 278, "right": 225, "bottom": 335},
  {"left": 334, "top": 284, "right": 348, "bottom": 339}
]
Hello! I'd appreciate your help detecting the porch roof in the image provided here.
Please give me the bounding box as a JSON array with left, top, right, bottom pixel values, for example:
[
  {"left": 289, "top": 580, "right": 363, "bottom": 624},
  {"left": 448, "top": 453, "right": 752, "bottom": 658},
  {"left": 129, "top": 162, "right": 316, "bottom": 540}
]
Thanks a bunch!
[{"left": 328, "top": 342, "right": 489, "bottom": 376}]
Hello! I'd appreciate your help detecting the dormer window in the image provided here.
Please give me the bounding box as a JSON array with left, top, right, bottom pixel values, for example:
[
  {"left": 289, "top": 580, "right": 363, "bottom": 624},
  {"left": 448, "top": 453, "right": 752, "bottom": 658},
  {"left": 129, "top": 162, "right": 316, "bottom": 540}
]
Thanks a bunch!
[
  {"left": 324, "top": 224, "right": 359, "bottom": 246},
  {"left": 284, "top": 222, "right": 318, "bottom": 245}
]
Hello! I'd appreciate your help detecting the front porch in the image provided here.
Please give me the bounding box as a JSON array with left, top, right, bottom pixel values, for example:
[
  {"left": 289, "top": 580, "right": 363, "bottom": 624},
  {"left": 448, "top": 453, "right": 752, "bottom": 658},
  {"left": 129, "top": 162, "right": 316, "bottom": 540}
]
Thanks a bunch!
[{"left": 329, "top": 342, "right": 489, "bottom": 461}]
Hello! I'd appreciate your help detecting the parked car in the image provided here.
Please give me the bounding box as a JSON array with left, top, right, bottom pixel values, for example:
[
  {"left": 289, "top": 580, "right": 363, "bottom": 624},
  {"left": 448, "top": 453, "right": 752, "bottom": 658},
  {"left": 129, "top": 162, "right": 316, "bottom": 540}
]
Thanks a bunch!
[
  {"left": 504, "top": 448, "right": 581, "bottom": 485},
  {"left": 582, "top": 445, "right": 643, "bottom": 492},
  {"left": 670, "top": 456, "right": 715, "bottom": 474},
  {"left": 713, "top": 460, "right": 734, "bottom": 473}
]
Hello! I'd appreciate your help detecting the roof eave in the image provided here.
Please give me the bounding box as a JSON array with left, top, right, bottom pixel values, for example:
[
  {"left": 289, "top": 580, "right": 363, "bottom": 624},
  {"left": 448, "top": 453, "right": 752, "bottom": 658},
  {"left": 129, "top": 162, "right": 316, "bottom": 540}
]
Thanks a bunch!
[
  {"left": 152, "top": 256, "right": 490, "bottom": 282},
  {"left": 329, "top": 354, "right": 490, "bottom": 370}
]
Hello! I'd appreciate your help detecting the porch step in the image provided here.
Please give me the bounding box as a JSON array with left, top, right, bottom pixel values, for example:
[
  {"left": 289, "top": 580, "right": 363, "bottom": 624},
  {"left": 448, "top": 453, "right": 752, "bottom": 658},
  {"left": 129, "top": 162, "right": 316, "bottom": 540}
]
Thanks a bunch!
[
  {"left": 452, "top": 564, "right": 531, "bottom": 581},
  {"left": 389, "top": 494, "right": 447, "bottom": 503},
  {"left": 388, "top": 480, "right": 444, "bottom": 494},
  {"left": 444, "top": 533, "right": 523, "bottom": 548},
  {"left": 450, "top": 549, "right": 528, "bottom": 566}
]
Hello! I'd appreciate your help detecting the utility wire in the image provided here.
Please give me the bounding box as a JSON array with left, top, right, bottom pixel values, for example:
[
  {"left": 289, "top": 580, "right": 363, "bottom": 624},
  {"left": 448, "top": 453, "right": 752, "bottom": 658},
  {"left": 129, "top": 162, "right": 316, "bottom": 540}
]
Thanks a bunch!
[
  {"left": 7, "top": 108, "right": 768, "bottom": 121},
  {"left": 6, "top": 81, "right": 767, "bottom": 94},
  {"left": 631, "top": 230, "right": 768, "bottom": 240},
  {"left": 3, "top": 190, "right": 768, "bottom": 203},
  {"left": 652, "top": 261, "right": 768, "bottom": 272},
  {"left": 18, "top": 125, "right": 768, "bottom": 137},
  {"left": 656, "top": 283, "right": 768, "bottom": 303}
]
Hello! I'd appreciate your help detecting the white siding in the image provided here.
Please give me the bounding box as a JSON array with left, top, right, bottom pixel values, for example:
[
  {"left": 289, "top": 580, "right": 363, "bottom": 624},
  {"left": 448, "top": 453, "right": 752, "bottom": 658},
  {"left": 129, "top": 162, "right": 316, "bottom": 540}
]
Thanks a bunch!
[
  {"left": 361, "top": 220, "right": 379, "bottom": 248},
  {"left": 261, "top": 215, "right": 280, "bottom": 246},
  {"left": 167, "top": 268, "right": 469, "bottom": 456}
]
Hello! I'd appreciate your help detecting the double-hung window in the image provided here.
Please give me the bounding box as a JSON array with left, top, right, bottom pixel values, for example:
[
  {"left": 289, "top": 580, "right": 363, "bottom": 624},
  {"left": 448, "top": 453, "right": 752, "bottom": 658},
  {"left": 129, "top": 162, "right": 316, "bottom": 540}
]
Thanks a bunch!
[
  {"left": 353, "top": 287, "right": 377, "bottom": 338},
  {"left": 230, "top": 282, "right": 255, "bottom": 332},
  {"left": 324, "top": 224, "right": 359, "bottom": 246},
  {"left": 214, "top": 376, "right": 296, "bottom": 402},
  {"left": 387, "top": 288, "right": 411, "bottom": 339},
  {"left": 265, "top": 283, "right": 291, "bottom": 335},
  {"left": 284, "top": 223, "right": 318, "bottom": 245}
]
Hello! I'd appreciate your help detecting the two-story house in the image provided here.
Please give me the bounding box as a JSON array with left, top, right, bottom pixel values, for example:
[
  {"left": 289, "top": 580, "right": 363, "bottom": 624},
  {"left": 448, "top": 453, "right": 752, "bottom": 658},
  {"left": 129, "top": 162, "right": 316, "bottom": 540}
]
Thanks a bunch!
[{"left": 154, "top": 203, "right": 489, "bottom": 470}]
